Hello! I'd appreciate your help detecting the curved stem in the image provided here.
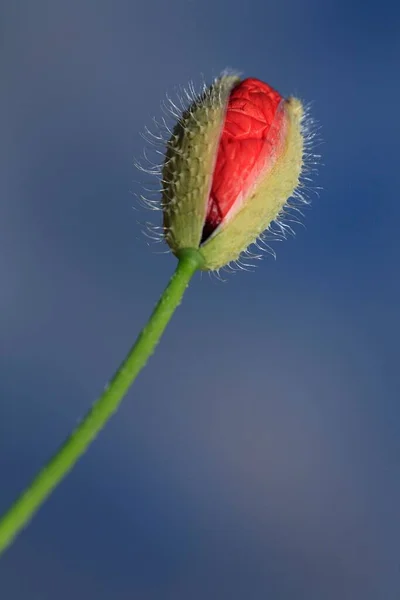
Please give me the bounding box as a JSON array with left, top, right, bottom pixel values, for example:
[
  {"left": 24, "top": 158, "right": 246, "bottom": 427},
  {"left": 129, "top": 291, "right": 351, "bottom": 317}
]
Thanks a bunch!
[{"left": 0, "top": 248, "right": 203, "bottom": 556}]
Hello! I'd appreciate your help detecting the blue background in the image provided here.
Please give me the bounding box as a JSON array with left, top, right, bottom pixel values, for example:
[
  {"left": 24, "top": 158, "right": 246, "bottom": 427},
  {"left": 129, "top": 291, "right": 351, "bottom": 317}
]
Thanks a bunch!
[{"left": 1, "top": 1, "right": 400, "bottom": 598}]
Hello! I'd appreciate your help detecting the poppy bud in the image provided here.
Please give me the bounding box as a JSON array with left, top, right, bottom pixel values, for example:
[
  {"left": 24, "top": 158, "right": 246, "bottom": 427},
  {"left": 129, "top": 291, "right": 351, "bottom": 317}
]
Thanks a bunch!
[{"left": 161, "top": 73, "right": 307, "bottom": 271}]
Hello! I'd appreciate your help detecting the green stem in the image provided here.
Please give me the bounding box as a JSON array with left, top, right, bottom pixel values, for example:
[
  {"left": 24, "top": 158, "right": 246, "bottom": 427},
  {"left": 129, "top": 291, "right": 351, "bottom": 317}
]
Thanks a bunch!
[{"left": 0, "top": 248, "right": 203, "bottom": 557}]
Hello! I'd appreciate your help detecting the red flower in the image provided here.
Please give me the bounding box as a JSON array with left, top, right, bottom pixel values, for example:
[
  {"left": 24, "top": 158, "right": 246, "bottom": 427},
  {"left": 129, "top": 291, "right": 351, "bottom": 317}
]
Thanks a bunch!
[{"left": 161, "top": 72, "right": 305, "bottom": 271}]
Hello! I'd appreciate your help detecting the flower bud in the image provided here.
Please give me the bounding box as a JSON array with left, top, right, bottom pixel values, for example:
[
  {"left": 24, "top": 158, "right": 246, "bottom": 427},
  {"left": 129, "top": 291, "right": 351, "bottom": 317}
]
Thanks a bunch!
[{"left": 161, "top": 73, "right": 306, "bottom": 271}]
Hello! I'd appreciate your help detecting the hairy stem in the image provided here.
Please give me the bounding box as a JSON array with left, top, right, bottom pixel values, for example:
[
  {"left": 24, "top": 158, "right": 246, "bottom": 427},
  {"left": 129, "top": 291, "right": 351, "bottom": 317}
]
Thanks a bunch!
[{"left": 0, "top": 248, "right": 203, "bottom": 556}]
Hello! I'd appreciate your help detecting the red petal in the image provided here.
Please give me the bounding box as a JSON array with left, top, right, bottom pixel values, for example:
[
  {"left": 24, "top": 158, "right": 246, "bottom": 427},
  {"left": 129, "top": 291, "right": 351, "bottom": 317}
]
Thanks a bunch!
[{"left": 203, "top": 78, "right": 285, "bottom": 242}]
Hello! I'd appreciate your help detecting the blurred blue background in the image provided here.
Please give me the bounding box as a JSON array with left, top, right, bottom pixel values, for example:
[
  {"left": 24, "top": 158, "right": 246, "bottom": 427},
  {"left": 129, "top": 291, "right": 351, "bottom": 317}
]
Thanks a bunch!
[{"left": 1, "top": 0, "right": 400, "bottom": 598}]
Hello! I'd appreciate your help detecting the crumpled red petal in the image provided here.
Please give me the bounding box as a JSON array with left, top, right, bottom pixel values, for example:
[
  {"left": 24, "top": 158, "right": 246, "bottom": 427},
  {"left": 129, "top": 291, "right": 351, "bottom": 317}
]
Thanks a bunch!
[{"left": 202, "top": 78, "right": 285, "bottom": 242}]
